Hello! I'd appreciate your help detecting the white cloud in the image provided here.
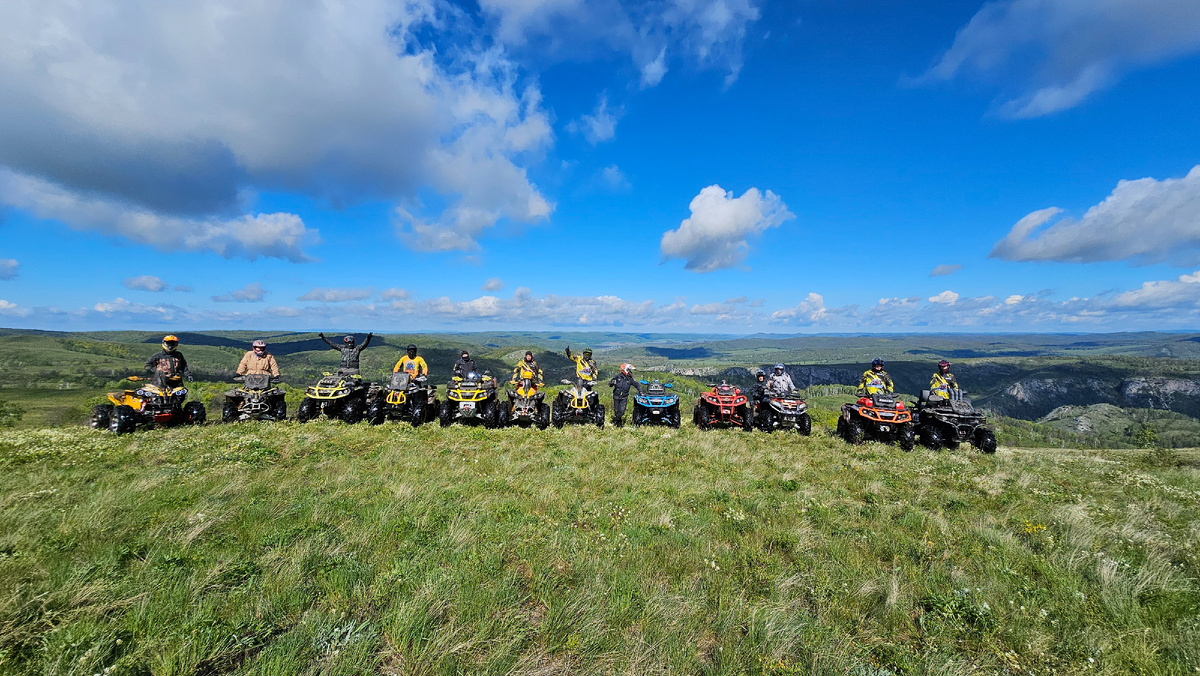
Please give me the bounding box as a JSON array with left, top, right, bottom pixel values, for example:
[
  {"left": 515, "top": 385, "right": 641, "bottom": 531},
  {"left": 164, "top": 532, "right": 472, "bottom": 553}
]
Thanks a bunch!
[
  {"left": 0, "top": 0, "right": 553, "bottom": 254},
  {"left": 930, "top": 264, "right": 961, "bottom": 277},
  {"left": 929, "top": 290, "right": 959, "bottom": 304},
  {"left": 0, "top": 169, "right": 316, "bottom": 262},
  {"left": 482, "top": 278, "right": 505, "bottom": 292},
  {"left": 298, "top": 287, "right": 375, "bottom": 303},
  {"left": 922, "top": 0, "right": 1200, "bottom": 117},
  {"left": 379, "top": 288, "right": 411, "bottom": 301},
  {"left": 0, "top": 259, "right": 18, "bottom": 280},
  {"left": 212, "top": 282, "right": 268, "bottom": 303},
  {"left": 661, "top": 185, "right": 794, "bottom": 272},
  {"left": 477, "top": 0, "right": 761, "bottom": 87},
  {"left": 991, "top": 166, "right": 1200, "bottom": 265},
  {"left": 122, "top": 275, "right": 168, "bottom": 292},
  {"left": 598, "top": 165, "right": 632, "bottom": 191},
  {"left": 770, "top": 293, "right": 833, "bottom": 325},
  {"left": 0, "top": 300, "right": 17, "bottom": 311},
  {"left": 568, "top": 94, "right": 622, "bottom": 144}
]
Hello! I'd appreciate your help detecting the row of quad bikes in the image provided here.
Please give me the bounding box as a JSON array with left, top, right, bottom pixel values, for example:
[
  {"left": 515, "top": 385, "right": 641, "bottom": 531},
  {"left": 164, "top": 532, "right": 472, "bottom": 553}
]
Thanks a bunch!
[{"left": 87, "top": 371, "right": 995, "bottom": 452}]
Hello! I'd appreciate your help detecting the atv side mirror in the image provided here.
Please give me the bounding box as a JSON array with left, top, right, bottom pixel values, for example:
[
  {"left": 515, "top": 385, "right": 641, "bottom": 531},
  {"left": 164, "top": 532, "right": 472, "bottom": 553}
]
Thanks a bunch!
[
  {"left": 560, "top": 379, "right": 572, "bottom": 385},
  {"left": 640, "top": 379, "right": 649, "bottom": 384},
  {"left": 665, "top": 383, "right": 673, "bottom": 388},
  {"left": 127, "top": 376, "right": 142, "bottom": 382}
]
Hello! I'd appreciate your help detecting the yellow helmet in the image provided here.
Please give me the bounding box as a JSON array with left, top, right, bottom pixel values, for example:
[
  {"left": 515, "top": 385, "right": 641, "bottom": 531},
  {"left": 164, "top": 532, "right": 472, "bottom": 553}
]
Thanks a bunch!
[{"left": 162, "top": 334, "right": 179, "bottom": 351}]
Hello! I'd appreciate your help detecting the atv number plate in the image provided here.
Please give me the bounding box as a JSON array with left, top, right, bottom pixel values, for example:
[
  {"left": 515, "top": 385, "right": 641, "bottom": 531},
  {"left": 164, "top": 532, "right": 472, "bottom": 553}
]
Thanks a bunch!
[
  {"left": 652, "top": 410, "right": 661, "bottom": 416},
  {"left": 878, "top": 424, "right": 891, "bottom": 432},
  {"left": 462, "top": 402, "right": 475, "bottom": 411}
]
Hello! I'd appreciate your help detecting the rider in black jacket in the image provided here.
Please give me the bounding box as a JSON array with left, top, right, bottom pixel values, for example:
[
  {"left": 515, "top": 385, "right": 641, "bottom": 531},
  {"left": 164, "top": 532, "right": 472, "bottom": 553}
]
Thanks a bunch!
[
  {"left": 145, "top": 335, "right": 190, "bottom": 386},
  {"left": 319, "top": 332, "right": 373, "bottom": 373},
  {"left": 608, "top": 363, "right": 642, "bottom": 426},
  {"left": 452, "top": 351, "right": 478, "bottom": 379}
]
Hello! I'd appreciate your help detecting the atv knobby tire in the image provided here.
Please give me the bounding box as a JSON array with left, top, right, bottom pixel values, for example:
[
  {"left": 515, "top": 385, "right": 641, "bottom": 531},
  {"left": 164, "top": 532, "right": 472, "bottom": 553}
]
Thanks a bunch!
[
  {"left": 110, "top": 404, "right": 136, "bottom": 435},
  {"left": 796, "top": 412, "right": 812, "bottom": 436},
  {"left": 842, "top": 418, "right": 865, "bottom": 445},
  {"left": 974, "top": 429, "right": 998, "bottom": 454},
  {"left": 297, "top": 398, "right": 319, "bottom": 423},
  {"left": 551, "top": 400, "right": 565, "bottom": 429},
  {"left": 222, "top": 399, "right": 238, "bottom": 423},
  {"left": 898, "top": 424, "right": 915, "bottom": 452},
  {"left": 595, "top": 404, "right": 605, "bottom": 429},
  {"left": 341, "top": 398, "right": 365, "bottom": 424},
  {"left": 90, "top": 404, "right": 113, "bottom": 430},
  {"left": 185, "top": 401, "right": 207, "bottom": 425},
  {"left": 921, "top": 425, "right": 943, "bottom": 451},
  {"left": 439, "top": 400, "right": 453, "bottom": 428}
]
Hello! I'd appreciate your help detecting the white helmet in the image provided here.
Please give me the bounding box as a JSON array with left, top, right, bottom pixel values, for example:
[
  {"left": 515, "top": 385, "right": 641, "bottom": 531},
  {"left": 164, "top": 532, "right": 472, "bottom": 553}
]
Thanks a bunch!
[{"left": 620, "top": 363, "right": 634, "bottom": 375}]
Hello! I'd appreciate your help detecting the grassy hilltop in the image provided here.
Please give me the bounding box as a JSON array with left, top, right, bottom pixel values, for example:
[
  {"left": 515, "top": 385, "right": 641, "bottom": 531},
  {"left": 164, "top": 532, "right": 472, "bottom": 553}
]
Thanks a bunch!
[{"left": 0, "top": 423, "right": 1197, "bottom": 674}]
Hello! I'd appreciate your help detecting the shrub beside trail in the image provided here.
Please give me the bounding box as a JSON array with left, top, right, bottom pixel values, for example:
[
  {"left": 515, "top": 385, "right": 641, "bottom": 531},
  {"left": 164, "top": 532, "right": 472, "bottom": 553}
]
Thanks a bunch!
[{"left": 0, "top": 423, "right": 1197, "bottom": 674}]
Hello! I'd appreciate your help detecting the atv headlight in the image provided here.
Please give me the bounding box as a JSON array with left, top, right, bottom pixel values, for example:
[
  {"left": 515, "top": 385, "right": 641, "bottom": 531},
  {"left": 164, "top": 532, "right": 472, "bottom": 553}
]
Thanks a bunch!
[
  {"left": 177, "top": 388, "right": 188, "bottom": 397},
  {"left": 136, "top": 389, "right": 147, "bottom": 396}
]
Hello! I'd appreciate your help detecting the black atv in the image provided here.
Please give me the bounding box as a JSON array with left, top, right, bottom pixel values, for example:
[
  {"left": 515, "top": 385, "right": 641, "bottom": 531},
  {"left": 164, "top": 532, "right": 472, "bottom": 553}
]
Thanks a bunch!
[
  {"left": 440, "top": 373, "right": 501, "bottom": 428},
  {"left": 297, "top": 370, "right": 370, "bottom": 423},
  {"left": 501, "top": 376, "right": 550, "bottom": 429},
  {"left": 838, "top": 391, "right": 915, "bottom": 451},
  {"left": 552, "top": 378, "right": 604, "bottom": 428},
  {"left": 222, "top": 374, "right": 286, "bottom": 422},
  {"left": 367, "top": 372, "right": 439, "bottom": 427},
  {"left": 914, "top": 389, "right": 997, "bottom": 453},
  {"left": 756, "top": 389, "right": 812, "bottom": 435}
]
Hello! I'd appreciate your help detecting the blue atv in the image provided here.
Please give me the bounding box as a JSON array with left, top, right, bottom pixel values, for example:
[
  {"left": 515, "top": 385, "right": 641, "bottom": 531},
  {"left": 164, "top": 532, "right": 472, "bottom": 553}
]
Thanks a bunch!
[{"left": 632, "top": 379, "right": 681, "bottom": 428}]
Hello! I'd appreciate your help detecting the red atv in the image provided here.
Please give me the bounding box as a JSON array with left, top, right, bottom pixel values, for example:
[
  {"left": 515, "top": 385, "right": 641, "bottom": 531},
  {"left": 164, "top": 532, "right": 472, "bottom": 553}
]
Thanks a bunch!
[
  {"left": 693, "top": 380, "right": 752, "bottom": 431},
  {"left": 838, "top": 391, "right": 915, "bottom": 451}
]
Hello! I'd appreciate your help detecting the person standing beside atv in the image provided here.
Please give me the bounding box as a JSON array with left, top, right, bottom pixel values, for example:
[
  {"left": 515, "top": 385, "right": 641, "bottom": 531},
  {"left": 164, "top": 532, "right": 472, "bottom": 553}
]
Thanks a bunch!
[
  {"left": 319, "top": 332, "right": 373, "bottom": 373},
  {"left": 766, "top": 363, "right": 795, "bottom": 396},
  {"left": 565, "top": 346, "right": 599, "bottom": 382},
  {"left": 452, "top": 350, "right": 478, "bottom": 379},
  {"left": 512, "top": 351, "right": 544, "bottom": 386},
  {"left": 145, "top": 335, "right": 191, "bottom": 386},
  {"left": 608, "top": 363, "right": 642, "bottom": 426},
  {"left": 751, "top": 368, "right": 769, "bottom": 404},
  {"left": 394, "top": 344, "right": 428, "bottom": 378},
  {"left": 929, "top": 360, "right": 959, "bottom": 398},
  {"left": 858, "top": 358, "right": 894, "bottom": 395}
]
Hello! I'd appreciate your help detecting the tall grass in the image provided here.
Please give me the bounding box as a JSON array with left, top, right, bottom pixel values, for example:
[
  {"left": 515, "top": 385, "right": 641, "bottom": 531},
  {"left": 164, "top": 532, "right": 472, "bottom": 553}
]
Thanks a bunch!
[{"left": 0, "top": 423, "right": 1197, "bottom": 674}]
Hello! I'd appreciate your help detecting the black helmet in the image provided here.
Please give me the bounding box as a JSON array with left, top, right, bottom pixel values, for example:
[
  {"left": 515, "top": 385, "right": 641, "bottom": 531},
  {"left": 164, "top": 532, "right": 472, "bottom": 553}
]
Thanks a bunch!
[
  {"left": 755, "top": 369, "right": 765, "bottom": 379},
  {"left": 871, "top": 357, "right": 884, "bottom": 369},
  {"left": 407, "top": 343, "right": 417, "bottom": 356},
  {"left": 461, "top": 351, "right": 470, "bottom": 359},
  {"left": 524, "top": 350, "right": 534, "bottom": 361},
  {"left": 343, "top": 335, "right": 355, "bottom": 346},
  {"left": 583, "top": 348, "right": 592, "bottom": 358}
]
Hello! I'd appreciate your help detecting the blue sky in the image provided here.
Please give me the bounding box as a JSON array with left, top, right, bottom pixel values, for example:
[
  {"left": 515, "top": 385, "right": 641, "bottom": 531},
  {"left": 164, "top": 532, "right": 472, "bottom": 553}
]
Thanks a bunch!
[{"left": 1, "top": 0, "right": 1199, "bottom": 332}]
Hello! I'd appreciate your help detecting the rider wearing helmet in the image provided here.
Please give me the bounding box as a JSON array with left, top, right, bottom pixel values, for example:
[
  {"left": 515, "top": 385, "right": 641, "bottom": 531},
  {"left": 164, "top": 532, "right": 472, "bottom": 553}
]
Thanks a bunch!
[
  {"left": 929, "top": 360, "right": 959, "bottom": 398},
  {"left": 565, "top": 346, "right": 599, "bottom": 384},
  {"left": 452, "top": 350, "right": 478, "bottom": 379},
  {"left": 319, "top": 332, "right": 373, "bottom": 373},
  {"left": 765, "top": 363, "right": 795, "bottom": 396},
  {"left": 394, "top": 343, "right": 428, "bottom": 378},
  {"left": 608, "top": 363, "right": 642, "bottom": 426},
  {"left": 858, "top": 358, "right": 894, "bottom": 395},
  {"left": 237, "top": 339, "right": 280, "bottom": 377},
  {"left": 145, "top": 334, "right": 190, "bottom": 385},
  {"left": 511, "top": 350, "right": 544, "bottom": 387},
  {"left": 751, "top": 368, "right": 769, "bottom": 406}
]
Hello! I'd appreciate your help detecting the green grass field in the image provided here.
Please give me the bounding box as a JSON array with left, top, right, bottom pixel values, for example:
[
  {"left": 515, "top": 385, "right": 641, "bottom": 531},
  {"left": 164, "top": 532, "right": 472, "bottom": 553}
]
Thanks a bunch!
[{"left": 1, "top": 423, "right": 1197, "bottom": 675}]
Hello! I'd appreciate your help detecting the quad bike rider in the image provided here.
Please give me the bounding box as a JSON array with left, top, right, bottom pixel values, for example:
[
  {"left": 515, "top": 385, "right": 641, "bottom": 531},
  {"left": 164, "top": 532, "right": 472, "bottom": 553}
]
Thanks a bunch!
[
  {"left": 368, "top": 344, "right": 438, "bottom": 426},
  {"left": 694, "top": 380, "right": 752, "bottom": 431},
  {"left": 608, "top": 363, "right": 642, "bottom": 427},
  {"left": 838, "top": 358, "right": 914, "bottom": 450},
  {"left": 502, "top": 351, "right": 549, "bottom": 429},
  {"left": 297, "top": 333, "right": 373, "bottom": 423},
  {"left": 89, "top": 335, "right": 205, "bottom": 434},
  {"left": 554, "top": 346, "right": 604, "bottom": 428},
  {"left": 757, "top": 363, "right": 811, "bottom": 435},
  {"left": 441, "top": 364, "right": 501, "bottom": 428},
  {"left": 914, "top": 360, "right": 997, "bottom": 453},
  {"left": 222, "top": 339, "right": 286, "bottom": 422},
  {"left": 631, "top": 377, "right": 681, "bottom": 427}
]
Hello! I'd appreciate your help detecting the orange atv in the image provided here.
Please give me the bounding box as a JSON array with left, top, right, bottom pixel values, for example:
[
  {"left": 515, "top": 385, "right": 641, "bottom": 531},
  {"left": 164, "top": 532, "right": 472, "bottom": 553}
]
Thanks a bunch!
[
  {"left": 838, "top": 391, "right": 914, "bottom": 451},
  {"left": 89, "top": 375, "right": 206, "bottom": 434},
  {"left": 693, "top": 380, "right": 752, "bottom": 431}
]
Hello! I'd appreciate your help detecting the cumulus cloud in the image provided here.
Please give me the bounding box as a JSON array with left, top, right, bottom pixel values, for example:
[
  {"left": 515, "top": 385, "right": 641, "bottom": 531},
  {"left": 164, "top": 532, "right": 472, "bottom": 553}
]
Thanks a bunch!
[
  {"left": 379, "top": 288, "right": 411, "bottom": 301},
  {"left": 598, "top": 165, "right": 632, "bottom": 191},
  {"left": 770, "top": 293, "right": 833, "bottom": 325},
  {"left": 0, "top": 0, "right": 553, "bottom": 255},
  {"left": 928, "top": 290, "right": 960, "bottom": 304},
  {"left": 0, "top": 299, "right": 17, "bottom": 311},
  {"left": 0, "top": 170, "right": 316, "bottom": 262},
  {"left": 930, "top": 264, "right": 961, "bottom": 277},
  {"left": 0, "top": 259, "right": 17, "bottom": 280},
  {"left": 568, "top": 94, "right": 622, "bottom": 144},
  {"left": 122, "top": 275, "right": 168, "bottom": 292},
  {"left": 477, "top": 0, "right": 761, "bottom": 87},
  {"left": 922, "top": 0, "right": 1200, "bottom": 117},
  {"left": 298, "top": 287, "right": 375, "bottom": 303},
  {"left": 482, "top": 278, "right": 505, "bottom": 292},
  {"left": 661, "top": 185, "right": 794, "bottom": 272},
  {"left": 212, "top": 282, "right": 268, "bottom": 303},
  {"left": 991, "top": 166, "right": 1200, "bottom": 265}
]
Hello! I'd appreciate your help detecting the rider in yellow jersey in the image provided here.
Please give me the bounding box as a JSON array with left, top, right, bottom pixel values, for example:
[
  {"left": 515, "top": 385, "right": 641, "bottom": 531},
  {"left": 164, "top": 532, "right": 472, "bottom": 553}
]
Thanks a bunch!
[
  {"left": 929, "top": 360, "right": 959, "bottom": 398},
  {"left": 511, "top": 350, "right": 544, "bottom": 387},
  {"left": 393, "top": 344, "right": 428, "bottom": 377},
  {"left": 858, "top": 358, "right": 894, "bottom": 395},
  {"left": 565, "top": 346, "right": 599, "bottom": 382}
]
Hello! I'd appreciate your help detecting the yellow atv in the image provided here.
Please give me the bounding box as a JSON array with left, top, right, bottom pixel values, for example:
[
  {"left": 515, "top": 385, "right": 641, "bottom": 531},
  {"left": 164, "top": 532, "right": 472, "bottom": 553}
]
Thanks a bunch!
[
  {"left": 297, "top": 370, "right": 369, "bottom": 423},
  {"left": 501, "top": 376, "right": 550, "bottom": 429},
  {"left": 440, "top": 372, "right": 500, "bottom": 428},
  {"left": 366, "top": 373, "right": 439, "bottom": 427},
  {"left": 552, "top": 377, "right": 604, "bottom": 428},
  {"left": 89, "top": 375, "right": 206, "bottom": 434}
]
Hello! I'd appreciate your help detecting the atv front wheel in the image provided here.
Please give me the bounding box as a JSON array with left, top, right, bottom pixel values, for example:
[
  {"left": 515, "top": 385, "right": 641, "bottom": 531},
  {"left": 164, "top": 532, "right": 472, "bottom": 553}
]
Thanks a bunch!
[
  {"left": 898, "top": 424, "right": 915, "bottom": 452},
  {"left": 90, "top": 404, "right": 114, "bottom": 430},
  {"left": 551, "top": 400, "right": 565, "bottom": 429},
  {"left": 222, "top": 399, "right": 238, "bottom": 423},
  {"left": 409, "top": 401, "right": 424, "bottom": 428},
  {"left": 695, "top": 405, "right": 711, "bottom": 430},
  {"left": 668, "top": 405, "right": 681, "bottom": 429},
  {"left": 595, "top": 404, "right": 605, "bottom": 429},
  {"left": 842, "top": 418, "right": 865, "bottom": 445},
  {"left": 342, "top": 398, "right": 365, "bottom": 424},
  {"left": 797, "top": 412, "right": 812, "bottom": 436},
  {"left": 921, "top": 426, "right": 943, "bottom": 451},
  {"left": 974, "top": 429, "right": 998, "bottom": 454},
  {"left": 738, "top": 405, "right": 752, "bottom": 432},
  {"left": 537, "top": 403, "right": 551, "bottom": 430},
  {"left": 367, "top": 399, "right": 385, "bottom": 426},
  {"left": 184, "top": 401, "right": 207, "bottom": 425},
  {"left": 439, "top": 400, "right": 453, "bottom": 428},
  {"left": 110, "top": 405, "right": 136, "bottom": 435},
  {"left": 297, "top": 398, "right": 319, "bottom": 423},
  {"left": 272, "top": 398, "right": 287, "bottom": 421}
]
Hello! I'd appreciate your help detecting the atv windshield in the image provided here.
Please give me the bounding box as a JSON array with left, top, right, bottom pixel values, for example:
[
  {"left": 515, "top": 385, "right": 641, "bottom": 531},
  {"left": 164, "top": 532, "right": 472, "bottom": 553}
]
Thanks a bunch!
[
  {"left": 243, "top": 373, "right": 271, "bottom": 390},
  {"left": 390, "top": 372, "right": 411, "bottom": 390}
]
